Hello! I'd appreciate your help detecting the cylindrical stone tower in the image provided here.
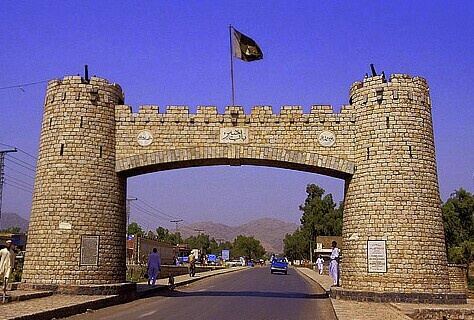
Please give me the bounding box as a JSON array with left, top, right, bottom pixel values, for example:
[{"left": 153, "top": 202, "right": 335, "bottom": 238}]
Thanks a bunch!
[
  {"left": 23, "top": 76, "right": 127, "bottom": 286},
  {"left": 342, "top": 74, "right": 451, "bottom": 297}
]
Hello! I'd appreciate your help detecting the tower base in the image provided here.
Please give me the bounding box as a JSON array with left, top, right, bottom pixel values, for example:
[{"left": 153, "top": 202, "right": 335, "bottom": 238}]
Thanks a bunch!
[
  {"left": 19, "top": 282, "right": 136, "bottom": 296},
  {"left": 330, "top": 287, "right": 467, "bottom": 304}
]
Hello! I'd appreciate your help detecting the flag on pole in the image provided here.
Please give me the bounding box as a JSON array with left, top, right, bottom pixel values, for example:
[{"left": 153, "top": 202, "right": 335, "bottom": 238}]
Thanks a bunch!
[{"left": 232, "top": 28, "right": 263, "bottom": 62}]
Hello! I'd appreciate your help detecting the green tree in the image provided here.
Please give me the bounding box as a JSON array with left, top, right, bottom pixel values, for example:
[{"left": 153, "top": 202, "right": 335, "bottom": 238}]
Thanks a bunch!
[
  {"left": 127, "top": 222, "right": 144, "bottom": 236},
  {"left": 207, "top": 238, "right": 234, "bottom": 255},
  {"left": 232, "top": 235, "right": 266, "bottom": 260},
  {"left": 299, "top": 184, "right": 341, "bottom": 238},
  {"left": 209, "top": 238, "right": 219, "bottom": 254},
  {"left": 185, "top": 233, "right": 211, "bottom": 255},
  {"left": 298, "top": 184, "right": 342, "bottom": 261},
  {"left": 284, "top": 228, "right": 308, "bottom": 261},
  {"left": 156, "top": 227, "right": 169, "bottom": 241},
  {"left": 0, "top": 226, "right": 21, "bottom": 234},
  {"left": 166, "top": 232, "right": 184, "bottom": 245},
  {"left": 281, "top": 184, "right": 343, "bottom": 262},
  {"left": 146, "top": 230, "right": 156, "bottom": 239},
  {"left": 155, "top": 227, "right": 183, "bottom": 245},
  {"left": 442, "top": 188, "right": 474, "bottom": 278}
]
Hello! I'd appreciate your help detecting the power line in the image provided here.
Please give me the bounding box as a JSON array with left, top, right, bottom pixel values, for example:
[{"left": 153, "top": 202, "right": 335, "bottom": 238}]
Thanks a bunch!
[
  {"left": 0, "top": 144, "right": 38, "bottom": 162},
  {"left": 3, "top": 164, "right": 35, "bottom": 180},
  {"left": 170, "top": 219, "right": 183, "bottom": 233},
  {"left": 0, "top": 79, "right": 49, "bottom": 91},
  {"left": 1, "top": 149, "right": 18, "bottom": 228},
  {"left": 128, "top": 199, "right": 196, "bottom": 233},
  {"left": 130, "top": 202, "right": 178, "bottom": 226},
  {"left": 5, "top": 156, "right": 36, "bottom": 172},
  {"left": 136, "top": 199, "right": 181, "bottom": 220},
  {"left": 4, "top": 174, "right": 34, "bottom": 189},
  {"left": 4, "top": 181, "right": 34, "bottom": 194}
]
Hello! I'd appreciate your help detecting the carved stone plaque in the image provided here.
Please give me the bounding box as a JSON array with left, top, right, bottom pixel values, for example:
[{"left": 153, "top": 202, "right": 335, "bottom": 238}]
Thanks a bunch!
[
  {"left": 367, "top": 240, "right": 387, "bottom": 273},
  {"left": 80, "top": 235, "right": 99, "bottom": 266},
  {"left": 219, "top": 127, "right": 249, "bottom": 144},
  {"left": 137, "top": 130, "right": 153, "bottom": 146},
  {"left": 318, "top": 131, "right": 335, "bottom": 147}
]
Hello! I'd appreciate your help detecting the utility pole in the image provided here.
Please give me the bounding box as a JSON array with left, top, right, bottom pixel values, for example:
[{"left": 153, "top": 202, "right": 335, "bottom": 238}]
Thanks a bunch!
[
  {"left": 126, "top": 197, "right": 138, "bottom": 232},
  {"left": 170, "top": 219, "right": 183, "bottom": 233},
  {"left": 0, "top": 149, "right": 17, "bottom": 229}
]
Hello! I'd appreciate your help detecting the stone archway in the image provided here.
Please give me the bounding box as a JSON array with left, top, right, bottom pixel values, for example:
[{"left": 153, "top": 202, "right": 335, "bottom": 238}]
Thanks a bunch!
[
  {"left": 21, "top": 73, "right": 466, "bottom": 303},
  {"left": 116, "top": 146, "right": 354, "bottom": 179}
]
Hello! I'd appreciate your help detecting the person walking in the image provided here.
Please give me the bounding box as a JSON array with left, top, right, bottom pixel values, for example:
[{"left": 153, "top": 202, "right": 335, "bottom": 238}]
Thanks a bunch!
[
  {"left": 329, "top": 241, "right": 340, "bottom": 286},
  {"left": 188, "top": 252, "right": 196, "bottom": 277},
  {"left": 147, "top": 248, "right": 161, "bottom": 286},
  {"left": 316, "top": 254, "right": 324, "bottom": 275},
  {"left": 0, "top": 240, "right": 15, "bottom": 301}
]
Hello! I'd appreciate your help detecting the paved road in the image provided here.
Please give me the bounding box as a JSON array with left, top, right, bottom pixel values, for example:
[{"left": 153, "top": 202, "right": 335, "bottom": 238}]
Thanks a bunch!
[{"left": 66, "top": 266, "right": 337, "bottom": 320}]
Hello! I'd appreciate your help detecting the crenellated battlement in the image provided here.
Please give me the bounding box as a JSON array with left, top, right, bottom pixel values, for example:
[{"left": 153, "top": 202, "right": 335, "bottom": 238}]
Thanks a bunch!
[
  {"left": 45, "top": 76, "right": 123, "bottom": 106},
  {"left": 349, "top": 73, "right": 430, "bottom": 107},
  {"left": 115, "top": 104, "right": 356, "bottom": 124},
  {"left": 47, "top": 75, "right": 123, "bottom": 91}
]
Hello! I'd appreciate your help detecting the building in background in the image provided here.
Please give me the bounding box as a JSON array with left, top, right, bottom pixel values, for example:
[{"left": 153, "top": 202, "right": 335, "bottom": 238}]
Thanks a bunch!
[{"left": 126, "top": 235, "right": 176, "bottom": 265}]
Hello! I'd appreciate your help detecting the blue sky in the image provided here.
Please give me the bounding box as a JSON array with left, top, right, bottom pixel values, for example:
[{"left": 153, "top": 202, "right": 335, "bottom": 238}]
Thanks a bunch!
[{"left": 0, "top": 1, "right": 473, "bottom": 230}]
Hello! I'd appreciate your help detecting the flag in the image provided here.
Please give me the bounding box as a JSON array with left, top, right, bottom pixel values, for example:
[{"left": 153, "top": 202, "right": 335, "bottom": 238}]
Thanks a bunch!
[{"left": 232, "top": 28, "right": 263, "bottom": 62}]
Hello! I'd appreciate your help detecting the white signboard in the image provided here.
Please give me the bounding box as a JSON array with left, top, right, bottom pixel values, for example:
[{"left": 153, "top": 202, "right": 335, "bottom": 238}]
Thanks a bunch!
[
  {"left": 222, "top": 249, "right": 230, "bottom": 261},
  {"left": 219, "top": 127, "right": 249, "bottom": 144},
  {"left": 318, "top": 131, "right": 335, "bottom": 147},
  {"left": 137, "top": 130, "right": 153, "bottom": 146},
  {"left": 367, "top": 240, "right": 387, "bottom": 273}
]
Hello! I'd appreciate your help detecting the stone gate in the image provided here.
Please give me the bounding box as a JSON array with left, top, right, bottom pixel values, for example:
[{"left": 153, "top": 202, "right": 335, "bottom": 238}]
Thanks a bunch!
[{"left": 22, "top": 72, "right": 466, "bottom": 302}]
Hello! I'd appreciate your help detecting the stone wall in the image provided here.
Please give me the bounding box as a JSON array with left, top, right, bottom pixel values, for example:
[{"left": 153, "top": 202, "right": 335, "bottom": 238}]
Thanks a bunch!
[
  {"left": 22, "top": 72, "right": 460, "bottom": 301},
  {"left": 448, "top": 264, "right": 468, "bottom": 294},
  {"left": 114, "top": 105, "right": 356, "bottom": 178},
  {"left": 409, "top": 309, "right": 474, "bottom": 320}
]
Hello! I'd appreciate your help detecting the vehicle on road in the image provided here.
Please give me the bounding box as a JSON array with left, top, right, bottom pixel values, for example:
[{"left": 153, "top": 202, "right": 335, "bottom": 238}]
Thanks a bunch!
[{"left": 270, "top": 257, "right": 288, "bottom": 274}]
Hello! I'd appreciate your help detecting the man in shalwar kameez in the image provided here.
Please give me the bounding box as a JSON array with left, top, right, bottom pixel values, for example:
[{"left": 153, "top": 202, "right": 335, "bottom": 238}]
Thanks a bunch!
[
  {"left": 147, "top": 248, "right": 161, "bottom": 286},
  {"left": 329, "top": 241, "right": 340, "bottom": 286},
  {"left": 0, "top": 240, "right": 15, "bottom": 299}
]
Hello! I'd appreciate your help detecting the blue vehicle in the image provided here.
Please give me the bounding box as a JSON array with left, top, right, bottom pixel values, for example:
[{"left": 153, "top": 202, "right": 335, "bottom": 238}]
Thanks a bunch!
[{"left": 270, "top": 257, "right": 288, "bottom": 274}]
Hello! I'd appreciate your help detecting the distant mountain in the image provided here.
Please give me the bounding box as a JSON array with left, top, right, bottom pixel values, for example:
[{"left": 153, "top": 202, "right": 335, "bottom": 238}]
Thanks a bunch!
[
  {"left": 180, "top": 218, "right": 299, "bottom": 254},
  {"left": 0, "top": 213, "right": 299, "bottom": 253},
  {"left": 0, "top": 212, "right": 29, "bottom": 233}
]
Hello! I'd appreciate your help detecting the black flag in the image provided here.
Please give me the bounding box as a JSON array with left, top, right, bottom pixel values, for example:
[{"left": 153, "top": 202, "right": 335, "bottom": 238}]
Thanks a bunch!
[{"left": 232, "top": 28, "right": 263, "bottom": 62}]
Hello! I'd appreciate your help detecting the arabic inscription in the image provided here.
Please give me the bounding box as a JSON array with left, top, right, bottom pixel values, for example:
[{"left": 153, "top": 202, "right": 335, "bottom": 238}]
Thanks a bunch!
[
  {"left": 219, "top": 127, "right": 249, "bottom": 144},
  {"left": 137, "top": 130, "right": 153, "bottom": 147},
  {"left": 318, "top": 131, "right": 336, "bottom": 147}
]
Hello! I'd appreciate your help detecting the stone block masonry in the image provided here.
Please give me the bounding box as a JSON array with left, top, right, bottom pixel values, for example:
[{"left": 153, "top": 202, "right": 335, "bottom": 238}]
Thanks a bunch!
[
  {"left": 115, "top": 104, "right": 356, "bottom": 178},
  {"left": 21, "top": 73, "right": 466, "bottom": 303},
  {"left": 23, "top": 76, "right": 127, "bottom": 285}
]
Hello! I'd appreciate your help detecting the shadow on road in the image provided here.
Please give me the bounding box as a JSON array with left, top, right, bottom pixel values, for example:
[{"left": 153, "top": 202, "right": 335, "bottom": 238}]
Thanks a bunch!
[{"left": 146, "top": 289, "right": 328, "bottom": 300}]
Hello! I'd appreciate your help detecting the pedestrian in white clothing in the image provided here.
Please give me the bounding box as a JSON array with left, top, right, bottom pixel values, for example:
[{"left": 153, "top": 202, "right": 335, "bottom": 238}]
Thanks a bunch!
[
  {"left": 0, "top": 240, "right": 15, "bottom": 299},
  {"left": 315, "top": 255, "right": 324, "bottom": 275},
  {"left": 147, "top": 248, "right": 161, "bottom": 286},
  {"left": 329, "top": 241, "right": 340, "bottom": 286}
]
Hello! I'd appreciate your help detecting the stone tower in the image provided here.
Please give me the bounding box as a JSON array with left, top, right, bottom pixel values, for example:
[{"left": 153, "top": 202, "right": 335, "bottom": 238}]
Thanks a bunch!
[
  {"left": 342, "top": 74, "right": 451, "bottom": 295},
  {"left": 22, "top": 76, "right": 127, "bottom": 285},
  {"left": 22, "top": 71, "right": 463, "bottom": 302}
]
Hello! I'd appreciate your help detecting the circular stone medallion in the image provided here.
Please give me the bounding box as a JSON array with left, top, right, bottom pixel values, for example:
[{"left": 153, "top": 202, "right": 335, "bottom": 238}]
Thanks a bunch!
[
  {"left": 137, "top": 130, "right": 153, "bottom": 147},
  {"left": 318, "top": 131, "right": 335, "bottom": 147}
]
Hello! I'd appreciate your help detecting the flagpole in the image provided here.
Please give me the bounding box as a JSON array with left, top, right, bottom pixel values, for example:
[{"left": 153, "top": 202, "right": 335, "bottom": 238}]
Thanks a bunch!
[{"left": 229, "top": 24, "right": 235, "bottom": 106}]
